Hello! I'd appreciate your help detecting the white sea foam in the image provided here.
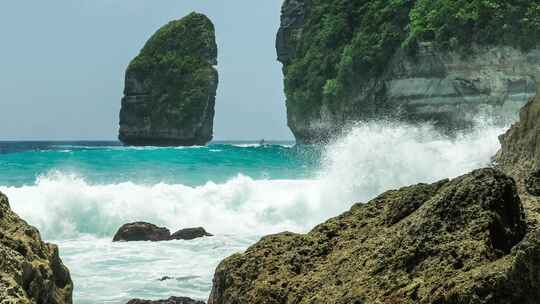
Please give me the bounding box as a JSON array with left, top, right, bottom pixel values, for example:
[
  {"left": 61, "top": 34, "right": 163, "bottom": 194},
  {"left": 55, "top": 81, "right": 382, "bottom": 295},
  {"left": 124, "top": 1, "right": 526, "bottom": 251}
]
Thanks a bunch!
[{"left": 1, "top": 120, "right": 506, "bottom": 241}]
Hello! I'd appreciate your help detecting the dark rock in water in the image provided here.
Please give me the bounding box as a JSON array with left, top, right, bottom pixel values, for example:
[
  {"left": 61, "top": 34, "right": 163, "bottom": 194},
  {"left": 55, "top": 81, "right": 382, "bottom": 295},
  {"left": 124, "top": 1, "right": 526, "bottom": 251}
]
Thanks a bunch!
[
  {"left": 119, "top": 12, "right": 218, "bottom": 146},
  {"left": 208, "top": 168, "right": 540, "bottom": 304},
  {"left": 126, "top": 297, "right": 204, "bottom": 304},
  {"left": 113, "top": 222, "right": 171, "bottom": 242},
  {"left": 158, "top": 276, "right": 174, "bottom": 281},
  {"left": 0, "top": 191, "right": 73, "bottom": 303},
  {"left": 277, "top": 0, "right": 540, "bottom": 143},
  {"left": 170, "top": 227, "right": 213, "bottom": 240},
  {"left": 113, "top": 223, "right": 212, "bottom": 242}
]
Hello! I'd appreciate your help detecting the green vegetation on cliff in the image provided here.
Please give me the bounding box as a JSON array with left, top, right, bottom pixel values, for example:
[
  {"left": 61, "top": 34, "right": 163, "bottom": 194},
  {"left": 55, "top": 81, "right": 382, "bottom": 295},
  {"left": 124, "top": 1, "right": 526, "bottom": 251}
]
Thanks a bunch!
[
  {"left": 284, "top": 0, "right": 540, "bottom": 118},
  {"left": 126, "top": 12, "right": 217, "bottom": 132}
]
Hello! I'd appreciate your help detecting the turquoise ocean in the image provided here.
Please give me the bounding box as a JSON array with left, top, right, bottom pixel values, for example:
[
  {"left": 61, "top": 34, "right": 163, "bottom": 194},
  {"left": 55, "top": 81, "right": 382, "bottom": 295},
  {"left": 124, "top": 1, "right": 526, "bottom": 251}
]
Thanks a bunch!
[{"left": 0, "top": 120, "right": 508, "bottom": 303}]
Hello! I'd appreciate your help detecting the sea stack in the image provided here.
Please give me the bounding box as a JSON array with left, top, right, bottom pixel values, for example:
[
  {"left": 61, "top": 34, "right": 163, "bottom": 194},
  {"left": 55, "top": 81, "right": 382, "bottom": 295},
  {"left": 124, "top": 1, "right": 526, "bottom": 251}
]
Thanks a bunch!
[{"left": 119, "top": 12, "right": 218, "bottom": 146}]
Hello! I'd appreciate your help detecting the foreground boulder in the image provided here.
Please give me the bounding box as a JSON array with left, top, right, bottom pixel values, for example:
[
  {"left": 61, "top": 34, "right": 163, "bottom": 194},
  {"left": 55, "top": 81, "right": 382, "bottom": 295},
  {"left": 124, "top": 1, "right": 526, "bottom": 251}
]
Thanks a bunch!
[
  {"left": 208, "top": 168, "right": 540, "bottom": 304},
  {"left": 119, "top": 12, "right": 218, "bottom": 146},
  {"left": 126, "top": 297, "right": 204, "bottom": 304},
  {"left": 113, "top": 222, "right": 171, "bottom": 242},
  {"left": 0, "top": 192, "right": 73, "bottom": 303},
  {"left": 170, "top": 227, "right": 213, "bottom": 241}
]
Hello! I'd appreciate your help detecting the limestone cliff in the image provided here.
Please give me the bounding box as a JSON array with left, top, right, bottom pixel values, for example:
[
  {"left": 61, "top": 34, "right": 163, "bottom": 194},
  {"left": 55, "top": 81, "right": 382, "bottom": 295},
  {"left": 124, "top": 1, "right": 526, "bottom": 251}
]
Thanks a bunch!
[
  {"left": 119, "top": 12, "right": 218, "bottom": 146},
  {"left": 0, "top": 192, "right": 73, "bottom": 303},
  {"left": 277, "top": 0, "right": 540, "bottom": 143},
  {"left": 209, "top": 168, "right": 540, "bottom": 304}
]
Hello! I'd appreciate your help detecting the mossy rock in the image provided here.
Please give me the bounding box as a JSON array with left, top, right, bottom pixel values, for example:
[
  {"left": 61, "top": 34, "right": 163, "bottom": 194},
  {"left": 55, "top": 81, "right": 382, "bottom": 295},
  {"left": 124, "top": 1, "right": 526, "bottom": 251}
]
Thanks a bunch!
[{"left": 208, "top": 168, "right": 540, "bottom": 304}]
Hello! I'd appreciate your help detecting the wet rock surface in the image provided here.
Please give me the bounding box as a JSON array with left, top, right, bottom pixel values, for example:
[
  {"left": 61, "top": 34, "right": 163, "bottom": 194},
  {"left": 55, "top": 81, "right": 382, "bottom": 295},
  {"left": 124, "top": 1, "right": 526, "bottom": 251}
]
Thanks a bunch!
[
  {"left": 113, "top": 222, "right": 212, "bottom": 242},
  {"left": 0, "top": 191, "right": 73, "bottom": 303},
  {"left": 113, "top": 222, "right": 171, "bottom": 242},
  {"left": 126, "top": 296, "right": 204, "bottom": 304}
]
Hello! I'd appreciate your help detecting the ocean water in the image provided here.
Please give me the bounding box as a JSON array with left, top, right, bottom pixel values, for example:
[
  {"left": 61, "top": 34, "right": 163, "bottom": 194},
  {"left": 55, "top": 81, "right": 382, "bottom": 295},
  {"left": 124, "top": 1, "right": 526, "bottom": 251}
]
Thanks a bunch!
[{"left": 0, "top": 120, "right": 507, "bottom": 303}]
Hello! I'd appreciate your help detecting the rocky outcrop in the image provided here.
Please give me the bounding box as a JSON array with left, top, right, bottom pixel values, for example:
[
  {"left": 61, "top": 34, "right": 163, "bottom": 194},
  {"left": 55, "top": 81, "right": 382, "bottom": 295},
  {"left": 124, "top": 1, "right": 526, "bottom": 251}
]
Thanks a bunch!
[
  {"left": 170, "top": 227, "right": 213, "bottom": 241},
  {"left": 496, "top": 93, "right": 540, "bottom": 176},
  {"left": 208, "top": 168, "right": 540, "bottom": 304},
  {"left": 113, "top": 222, "right": 212, "bottom": 242},
  {"left": 119, "top": 12, "right": 218, "bottom": 146},
  {"left": 126, "top": 297, "right": 204, "bottom": 304},
  {"left": 525, "top": 169, "right": 540, "bottom": 196},
  {"left": 277, "top": 0, "right": 540, "bottom": 143},
  {"left": 495, "top": 91, "right": 540, "bottom": 230},
  {"left": 112, "top": 222, "right": 171, "bottom": 242},
  {"left": 0, "top": 191, "right": 73, "bottom": 303}
]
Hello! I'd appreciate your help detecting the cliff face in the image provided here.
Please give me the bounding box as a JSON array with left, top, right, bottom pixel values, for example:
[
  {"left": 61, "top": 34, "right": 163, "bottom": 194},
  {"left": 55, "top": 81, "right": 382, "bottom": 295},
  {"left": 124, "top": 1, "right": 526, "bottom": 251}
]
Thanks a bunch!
[
  {"left": 277, "top": 0, "right": 540, "bottom": 143},
  {"left": 119, "top": 12, "right": 218, "bottom": 146},
  {"left": 0, "top": 192, "right": 73, "bottom": 303},
  {"left": 209, "top": 168, "right": 540, "bottom": 304}
]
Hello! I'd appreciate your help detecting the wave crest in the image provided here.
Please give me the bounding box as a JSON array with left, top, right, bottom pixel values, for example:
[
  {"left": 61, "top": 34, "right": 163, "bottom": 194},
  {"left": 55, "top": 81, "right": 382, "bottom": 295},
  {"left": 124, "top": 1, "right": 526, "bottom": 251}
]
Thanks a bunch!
[{"left": 1, "top": 120, "right": 506, "bottom": 240}]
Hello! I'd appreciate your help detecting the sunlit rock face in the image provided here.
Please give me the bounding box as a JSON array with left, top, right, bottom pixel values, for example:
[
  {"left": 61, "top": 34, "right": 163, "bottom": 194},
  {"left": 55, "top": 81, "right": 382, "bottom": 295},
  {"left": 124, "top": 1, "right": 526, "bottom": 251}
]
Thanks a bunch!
[{"left": 0, "top": 192, "right": 73, "bottom": 303}]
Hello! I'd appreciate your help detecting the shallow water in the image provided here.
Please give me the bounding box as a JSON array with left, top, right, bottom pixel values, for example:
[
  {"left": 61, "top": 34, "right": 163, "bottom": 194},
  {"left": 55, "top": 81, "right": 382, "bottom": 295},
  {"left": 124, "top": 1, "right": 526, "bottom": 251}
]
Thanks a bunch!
[{"left": 0, "top": 120, "right": 507, "bottom": 303}]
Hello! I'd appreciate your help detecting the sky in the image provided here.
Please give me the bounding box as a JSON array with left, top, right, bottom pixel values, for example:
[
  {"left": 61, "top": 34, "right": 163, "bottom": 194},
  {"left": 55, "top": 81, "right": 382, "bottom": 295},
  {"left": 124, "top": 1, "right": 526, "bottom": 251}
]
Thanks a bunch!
[{"left": 0, "top": 0, "right": 292, "bottom": 141}]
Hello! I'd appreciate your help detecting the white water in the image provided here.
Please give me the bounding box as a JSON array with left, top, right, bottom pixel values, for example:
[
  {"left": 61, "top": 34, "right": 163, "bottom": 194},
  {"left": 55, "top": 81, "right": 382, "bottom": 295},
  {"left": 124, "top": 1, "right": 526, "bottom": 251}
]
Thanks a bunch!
[{"left": 0, "top": 120, "right": 507, "bottom": 303}]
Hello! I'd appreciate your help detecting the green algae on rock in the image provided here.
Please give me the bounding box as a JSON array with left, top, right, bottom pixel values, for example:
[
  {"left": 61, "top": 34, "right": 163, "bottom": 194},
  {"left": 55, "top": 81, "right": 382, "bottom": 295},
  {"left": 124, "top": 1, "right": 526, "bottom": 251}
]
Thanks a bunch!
[
  {"left": 0, "top": 192, "right": 73, "bottom": 303},
  {"left": 119, "top": 12, "right": 218, "bottom": 146},
  {"left": 208, "top": 168, "right": 540, "bottom": 304},
  {"left": 277, "top": 0, "right": 540, "bottom": 143}
]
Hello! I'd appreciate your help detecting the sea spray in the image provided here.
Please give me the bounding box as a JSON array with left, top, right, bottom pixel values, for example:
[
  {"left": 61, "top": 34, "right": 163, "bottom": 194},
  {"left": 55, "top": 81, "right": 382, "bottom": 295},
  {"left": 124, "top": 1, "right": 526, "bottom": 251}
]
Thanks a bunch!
[
  {"left": 0, "top": 120, "right": 508, "bottom": 303},
  {"left": 1, "top": 120, "right": 506, "bottom": 240}
]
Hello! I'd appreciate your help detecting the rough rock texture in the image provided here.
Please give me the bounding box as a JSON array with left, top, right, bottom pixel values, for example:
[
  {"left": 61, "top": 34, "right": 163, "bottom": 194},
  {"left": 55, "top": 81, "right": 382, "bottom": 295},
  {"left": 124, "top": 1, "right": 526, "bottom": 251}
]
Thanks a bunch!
[
  {"left": 119, "top": 12, "right": 218, "bottom": 146},
  {"left": 126, "top": 297, "right": 204, "bottom": 304},
  {"left": 525, "top": 169, "right": 540, "bottom": 196},
  {"left": 170, "top": 227, "right": 213, "bottom": 241},
  {"left": 496, "top": 91, "right": 540, "bottom": 230},
  {"left": 0, "top": 192, "right": 73, "bottom": 303},
  {"left": 208, "top": 168, "right": 540, "bottom": 304},
  {"left": 112, "top": 223, "right": 213, "bottom": 242},
  {"left": 277, "top": 0, "right": 540, "bottom": 143},
  {"left": 112, "top": 222, "right": 171, "bottom": 242},
  {"left": 496, "top": 93, "right": 540, "bottom": 175}
]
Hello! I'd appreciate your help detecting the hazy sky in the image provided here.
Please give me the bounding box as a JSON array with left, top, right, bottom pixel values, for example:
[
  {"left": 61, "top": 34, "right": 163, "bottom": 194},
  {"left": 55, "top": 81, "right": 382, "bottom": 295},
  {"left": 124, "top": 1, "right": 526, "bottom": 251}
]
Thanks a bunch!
[{"left": 0, "top": 0, "right": 292, "bottom": 141}]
